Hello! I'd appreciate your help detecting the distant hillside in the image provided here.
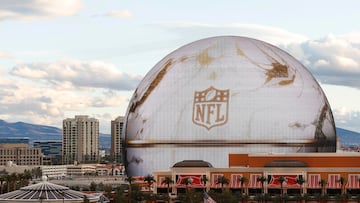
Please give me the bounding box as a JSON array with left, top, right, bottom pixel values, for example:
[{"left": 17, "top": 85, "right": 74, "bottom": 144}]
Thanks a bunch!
[
  {"left": 336, "top": 128, "right": 360, "bottom": 146},
  {"left": 0, "top": 119, "right": 359, "bottom": 148},
  {"left": 0, "top": 119, "right": 110, "bottom": 149}
]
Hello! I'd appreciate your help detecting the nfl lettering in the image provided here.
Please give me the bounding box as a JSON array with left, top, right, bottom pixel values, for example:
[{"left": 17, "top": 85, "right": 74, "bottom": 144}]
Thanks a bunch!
[{"left": 192, "top": 86, "right": 229, "bottom": 130}]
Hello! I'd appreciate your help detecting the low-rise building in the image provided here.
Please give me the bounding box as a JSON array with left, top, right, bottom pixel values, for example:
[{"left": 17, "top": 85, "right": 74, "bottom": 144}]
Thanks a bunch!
[
  {"left": 0, "top": 143, "right": 43, "bottom": 166},
  {"left": 153, "top": 153, "right": 360, "bottom": 196},
  {"left": 96, "top": 164, "right": 124, "bottom": 176},
  {"left": 41, "top": 165, "right": 67, "bottom": 179},
  {"left": 67, "top": 164, "right": 96, "bottom": 177}
]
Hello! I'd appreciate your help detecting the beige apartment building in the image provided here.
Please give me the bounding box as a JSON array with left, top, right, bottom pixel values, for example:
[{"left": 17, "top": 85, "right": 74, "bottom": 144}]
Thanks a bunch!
[
  {"left": 0, "top": 143, "right": 43, "bottom": 166},
  {"left": 111, "top": 116, "right": 124, "bottom": 163},
  {"left": 62, "top": 115, "right": 99, "bottom": 164}
]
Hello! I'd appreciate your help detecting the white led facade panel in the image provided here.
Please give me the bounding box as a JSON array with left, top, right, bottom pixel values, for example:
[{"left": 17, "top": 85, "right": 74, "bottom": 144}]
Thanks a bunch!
[{"left": 123, "top": 36, "right": 336, "bottom": 176}]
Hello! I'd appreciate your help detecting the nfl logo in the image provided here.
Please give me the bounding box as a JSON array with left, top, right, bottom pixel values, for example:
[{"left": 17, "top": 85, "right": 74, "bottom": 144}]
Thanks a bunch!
[{"left": 192, "top": 86, "right": 230, "bottom": 130}]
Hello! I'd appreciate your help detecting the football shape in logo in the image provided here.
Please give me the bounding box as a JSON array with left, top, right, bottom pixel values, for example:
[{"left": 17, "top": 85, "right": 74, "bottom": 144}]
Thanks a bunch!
[{"left": 192, "top": 86, "right": 230, "bottom": 130}]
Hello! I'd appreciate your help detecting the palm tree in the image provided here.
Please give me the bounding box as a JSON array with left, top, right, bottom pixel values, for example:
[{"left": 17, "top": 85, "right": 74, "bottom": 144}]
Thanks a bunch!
[
  {"left": 143, "top": 174, "right": 156, "bottom": 191},
  {"left": 5, "top": 174, "right": 11, "bottom": 193},
  {"left": 0, "top": 175, "right": 5, "bottom": 194},
  {"left": 277, "top": 176, "right": 287, "bottom": 203},
  {"left": 9, "top": 172, "right": 18, "bottom": 191},
  {"left": 17, "top": 173, "right": 26, "bottom": 188},
  {"left": 257, "top": 175, "right": 267, "bottom": 195},
  {"left": 125, "top": 175, "right": 135, "bottom": 203},
  {"left": 162, "top": 176, "right": 174, "bottom": 195},
  {"left": 319, "top": 179, "right": 327, "bottom": 196},
  {"left": 23, "top": 170, "right": 32, "bottom": 186},
  {"left": 125, "top": 175, "right": 135, "bottom": 185},
  {"left": 238, "top": 176, "right": 247, "bottom": 195},
  {"left": 182, "top": 177, "right": 193, "bottom": 193},
  {"left": 31, "top": 167, "right": 42, "bottom": 179},
  {"left": 216, "top": 175, "right": 229, "bottom": 193},
  {"left": 0, "top": 170, "right": 8, "bottom": 194},
  {"left": 277, "top": 176, "right": 286, "bottom": 196},
  {"left": 337, "top": 176, "right": 346, "bottom": 194},
  {"left": 295, "top": 176, "right": 306, "bottom": 196},
  {"left": 201, "top": 175, "right": 208, "bottom": 192}
]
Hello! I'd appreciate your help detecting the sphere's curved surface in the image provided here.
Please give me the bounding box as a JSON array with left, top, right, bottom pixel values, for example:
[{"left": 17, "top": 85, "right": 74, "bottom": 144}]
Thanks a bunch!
[{"left": 124, "top": 36, "right": 336, "bottom": 176}]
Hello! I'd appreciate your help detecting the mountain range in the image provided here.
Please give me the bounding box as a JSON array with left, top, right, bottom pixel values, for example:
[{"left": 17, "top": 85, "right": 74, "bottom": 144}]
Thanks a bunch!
[
  {"left": 0, "top": 120, "right": 110, "bottom": 149},
  {"left": 0, "top": 119, "right": 359, "bottom": 148}
]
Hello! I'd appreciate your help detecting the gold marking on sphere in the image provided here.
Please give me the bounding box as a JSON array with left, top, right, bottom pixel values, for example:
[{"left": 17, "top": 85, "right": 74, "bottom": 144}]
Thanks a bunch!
[
  {"left": 208, "top": 71, "right": 217, "bottom": 80},
  {"left": 279, "top": 75, "right": 295, "bottom": 86},
  {"left": 265, "top": 62, "right": 289, "bottom": 83},
  {"left": 236, "top": 47, "right": 244, "bottom": 56},
  {"left": 129, "top": 59, "right": 173, "bottom": 112},
  {"left": 180, "top": 56, "right": 188, "bottom": 62},
  {"left": 196, "top": 48, "right": 214, "bottom": 67}
]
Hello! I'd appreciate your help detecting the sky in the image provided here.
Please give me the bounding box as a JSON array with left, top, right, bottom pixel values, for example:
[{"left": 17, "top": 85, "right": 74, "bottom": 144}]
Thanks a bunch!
[{"left": 0, "top": 0, "right": 360, "bottom": 134}]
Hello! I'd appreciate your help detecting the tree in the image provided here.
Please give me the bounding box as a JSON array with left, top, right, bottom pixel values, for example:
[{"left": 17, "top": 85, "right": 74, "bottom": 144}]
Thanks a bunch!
[
  {"left": 162, "top": 176, "right": 174, "bottom": 194},
  {"left": 31, "top": 167, "right": 42, "bottom": 179},
  {"left": 319, "top": 179, "right": 327, "bottom": 196},
  {"left": 143, "top": 174, "right": 156, "bottom": 191},
  {"left": 125, "top": 175, "right": 135, "bottom": 185},
  {"left": 337, "top": 176, "right": 346, "bottom": 194},
  {"left": 0, "top": 170, "right": 8, "bottom": 194},
  {"left": 295, "top": 176, "right": 306, "bottom": 195},
  {"left": 216, "top": 175, "right": 229, "bottom": 193},
  {"left": 90, "top": 181, "right": 97, "bottom": 191},
  {"left": 238, "top": 176, "right": 247, "bottom": 195},
  {"left": 182, "top": 177, "right": 193, "bottom": 193},
  {"left": 201, "top": 175, "right": 208, "bottom": 192},
  {"left": 23, "top": 170, "right": 32, "bottom": 186},
  {"left": 277, "top": 176, "right": 286, "bottom": 196},
  {"left": 9, "top": 172, "right": 18, "bottom": 191},
  {"left": 0, "top": 175, "right": 4, "bottom": 194},
  {"left": 125, "top": 175, "right": 135, "bottom": 203},
  {"left": 257, "top": 175, "right": 267, "bottom": 195}
]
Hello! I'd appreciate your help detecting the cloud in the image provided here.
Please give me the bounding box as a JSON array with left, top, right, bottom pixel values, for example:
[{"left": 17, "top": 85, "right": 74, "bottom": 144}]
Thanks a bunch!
[
  {"left": 156, "top": 22, "right": 308, "bottom": 45},
  {"left": 106, "top": 10, "right": 133, "bottom": 18},
  {"left": 0, "top": 70, "right": 132, "bottom": 131},
  {"left": 10, "top": 59, "right": 142, "bottom": 90},
  {"left": 0, "top": 0, "right": 81, "bottom": 21},
  {"left": 2, "top": 59, "right": 140, "bottom": 131},
  {"left": 0, "top": 51, "right": 13, "bottom": 58},
  {"left": 332, "top": 108, "right": 360, "bottom": 132},
  {"left": 284, "top": 34, "right": 360, "bottom": 88}
]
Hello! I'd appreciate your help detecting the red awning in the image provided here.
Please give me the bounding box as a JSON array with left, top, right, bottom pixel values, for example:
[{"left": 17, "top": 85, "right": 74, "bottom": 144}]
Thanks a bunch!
[
  {"left": 328, "top": 174, "right": 341, "bottom": 189},
  {"left": 175, "top": 175, "right": 204, "bottom": 188},
  {"left": 210, "top": 174, "right": 223, "bottom": 188},
  {"left": 210, "top": 182, "right": 223, "bottom": 188},
  {"left": 267, "top": 175, "right": 300, "bottom": 188},
  {"left": 346, "top": 175, "right": 360, "bottom": 189},
  {"left": 157, "top": 180, "right": 173, "bottom": 188},
  {"left": 230, "top": 174, "right": 243, "bottom": 188},
  {"left": 307, "top": 174, "right": 321, "bottom": 189},
  {"left": 248, "top": 174, "right": 262, "bottom": 188},
  {"left": 230, "top": 182, "right": 242, "bottom": 188}
]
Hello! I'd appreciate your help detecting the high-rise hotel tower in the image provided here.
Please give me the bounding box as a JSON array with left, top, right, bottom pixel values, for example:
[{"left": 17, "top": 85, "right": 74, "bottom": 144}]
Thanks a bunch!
[
  {"left": 111, "top": 116, "right": 124, "bottom": 163},
  {"left": 62, "top": 115, "right": 99, "bottom": 164}
]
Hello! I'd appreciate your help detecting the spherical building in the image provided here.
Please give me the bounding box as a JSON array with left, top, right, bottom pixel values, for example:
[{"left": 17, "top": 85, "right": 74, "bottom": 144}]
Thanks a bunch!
[{"left": 123, "top": 36, "right": 336, "bottom": 176}]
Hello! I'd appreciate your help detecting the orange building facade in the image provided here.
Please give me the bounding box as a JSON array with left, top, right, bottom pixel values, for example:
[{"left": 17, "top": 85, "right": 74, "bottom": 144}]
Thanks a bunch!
[{"left": 152, "top": 153, "right": 360, "bottom": 196}]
